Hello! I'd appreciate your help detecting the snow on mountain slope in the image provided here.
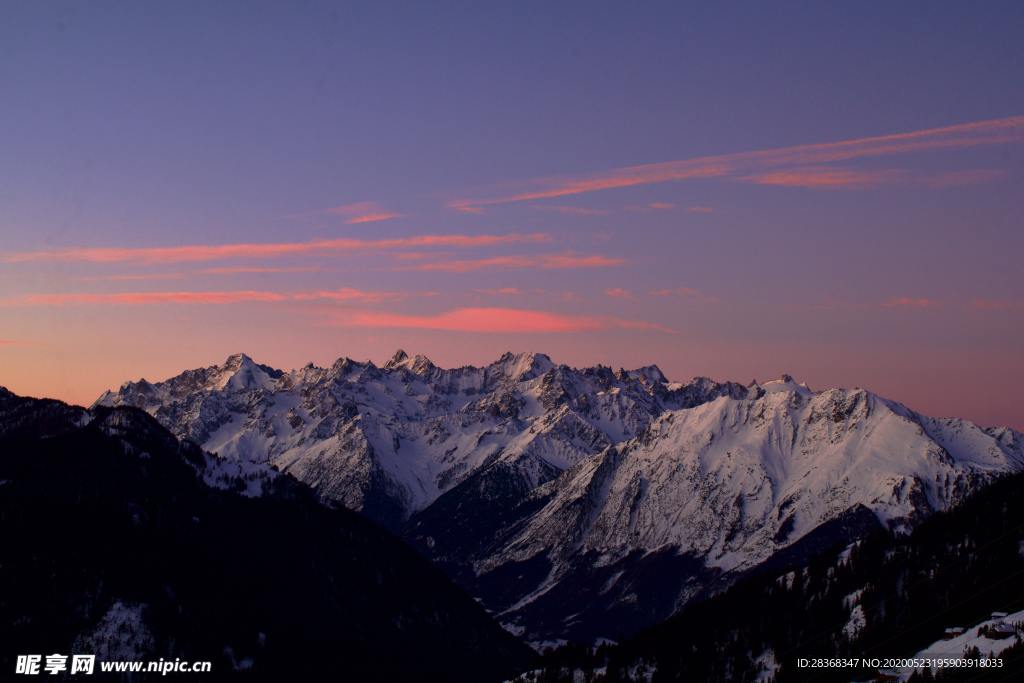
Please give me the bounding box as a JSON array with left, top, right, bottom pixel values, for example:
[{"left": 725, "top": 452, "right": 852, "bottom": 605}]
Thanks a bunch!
[
  {"left": 96, "top": 352, "right": 1024, "bottom": 642},
  {"left": 96, "top": 351, "right": 744, "bottom": 527},
  {"left": 408, "top": 379, "right": 1024, "bottom": 642},
  {"left": 501, "top": 386, "right": 1022, "bottom": 568}
]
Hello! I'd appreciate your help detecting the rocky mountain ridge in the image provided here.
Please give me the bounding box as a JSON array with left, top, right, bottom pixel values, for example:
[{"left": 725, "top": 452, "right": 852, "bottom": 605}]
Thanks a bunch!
[{"left": 95, "top": 352, "right": 1024, "bottom": 642}]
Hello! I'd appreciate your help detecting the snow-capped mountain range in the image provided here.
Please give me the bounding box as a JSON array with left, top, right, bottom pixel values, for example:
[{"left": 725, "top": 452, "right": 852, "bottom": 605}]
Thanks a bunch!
[
  {"left": 96, "top": 351, "right": 1024, "bottom": 642},
  {"left": 95, "top": 350, "right": 749, "bottom": 526}
]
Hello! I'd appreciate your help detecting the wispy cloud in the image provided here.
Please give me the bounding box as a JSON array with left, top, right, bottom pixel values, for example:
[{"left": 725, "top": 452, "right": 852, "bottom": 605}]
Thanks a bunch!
[
  {"left": 200, "top": 265, "right": 323, "bottom": 275},
  {"left": 346, "top": 213, "right": 402, "bottom": 224},
  {"left": 533, "top": 205, "right": 609, "bottom": 216},
  {"left": 474, "top": 287, "right": 524, "bottom": 296},
  {"left": 450, "top": 203, "right": 486, "bottom": 215},
  {"left": 741, "top": 166, "right": 906, "bottom": 189},
  {"left": 77, "top": 266, "right": 322, "bottom": 281},
  {"left": 972, "top": 298, "right": 1022, "bottom": 311},
  {"left": 348, "top": 307, "right": 675, "bottom": 334},
  {"left": 604, "top": 287, "right": 634, "bottom": 299},
  {"left": 448, "top": 116, "right": 1024, "bottom": 210},
  {"left": 291, "top": 288, "right": 405, "bottom": 303},
  {"left": 22, "top": 291, "right": 292, "bottom": 305},
  {"left": 448, "top": 162, "right": 729, "bottom": 212},
  {"left": 626, "top": 201, "right": 677, "bottom": 213},
  {"left": 9, "top": 287, "right": 406, "bottom": 307},
  {"left": 742, "top": 166, "right": 1008, "bottom": 190},
  {"left": 392, "top": 251, "right": 455, "bottom": 262},
  {"left": 882, "top": 296, "right": 940, "bottom": 309},
  {"left": 325, "top": 201, "right": 403, "bottom": 224},
  {"left": 3, "top": 233, "right": 551, "bottom": 265},
  {"left": 76, "top": 272, "right": 187, "bottom": 282},
  {"left": 686, "top": 206, "right": 714, "bottom": 213},
  {"left": 649, "top": 286, "right": 718, "bottom": 303},
  {"left": 818, "top": 297, "right": 1014, "bottom": 312},
  {"left": 402, "top": 253, "right": 625, "bottom": 273}
]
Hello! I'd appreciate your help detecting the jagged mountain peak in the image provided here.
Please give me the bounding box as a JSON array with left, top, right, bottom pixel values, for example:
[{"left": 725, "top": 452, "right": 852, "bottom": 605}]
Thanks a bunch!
[
  {"left": 382, "top": 349, "right": 438, "bottom": 375},
  {"left": 92, "top": 352, "right": 1024, "bottom": 529},
  {"left": 223, "top": 351, "right": 253, "bottom": 367},
  {"left": 120, "top": 377, "right": 155, "bottom": 392},
  {"left": 328, "top": 356, "right": 368, "bottom": 375},
  {"left": 492, "top": 351, "right": 555, "bottom": 381},
  {"left": 754, "top": 373, "right": 814, "bottom": 397},
  {"left": 383, "top": 348, "right": 410, "bottom": 368},
  {"left": 95, "top": 350, "right": 733, "bottom": 522},
  {"left": 617, "top": 364, "right": 667, "bottom": 384},
  {"left": 212, "top": 353, "right": 279, "bottom": 392}
]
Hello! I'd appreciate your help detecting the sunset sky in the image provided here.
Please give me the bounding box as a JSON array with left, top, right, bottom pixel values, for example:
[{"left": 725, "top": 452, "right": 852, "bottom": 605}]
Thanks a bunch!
[{"left": 2, "top": 2, "right": 1023, "bottom": 428}]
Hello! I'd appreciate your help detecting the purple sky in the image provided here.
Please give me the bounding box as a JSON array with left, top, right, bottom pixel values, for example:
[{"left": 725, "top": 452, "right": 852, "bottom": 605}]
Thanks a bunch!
[{"left": 2, "top": 2, "right": 1023, "bottom": 428}]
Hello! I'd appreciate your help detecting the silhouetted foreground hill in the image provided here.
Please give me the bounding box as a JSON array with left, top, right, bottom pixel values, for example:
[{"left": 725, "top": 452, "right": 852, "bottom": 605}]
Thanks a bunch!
[{"left": 0, "top": 388, "right": 534, "bottom": 681}]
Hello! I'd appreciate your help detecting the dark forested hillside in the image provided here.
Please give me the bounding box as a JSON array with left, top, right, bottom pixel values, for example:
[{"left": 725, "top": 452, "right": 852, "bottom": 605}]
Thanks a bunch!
[
  {"left": 525, "top": 472, "right": 1024, "bottom": 682},
  {"left": 0, "top": 388, "right": 534, "bottom": 681}
]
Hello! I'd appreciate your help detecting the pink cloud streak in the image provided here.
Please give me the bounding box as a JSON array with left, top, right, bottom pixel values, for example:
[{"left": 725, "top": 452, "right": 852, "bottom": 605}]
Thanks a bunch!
[
  {"left": 77, "top": 266, "right": 323, "bottom": 281},
  {"left": 3, "top": 233, "right": 551, "bottom": 265},
  {"left": 201, "top": 266, "right": 323, "bottom": 275},
  {"left": 972, "top": 299, "right": 1022, "bottom": 311},
  {"left": 76, "top": 272, "right": 187, "bottom": 282},
  {"left": 12, "top": 287, "right": 406, "bottom": 306},
  {"left": 883, "top": 296, "right": 940, "bottom": 309},
  {"left": 347, "top": 212, "right": 403, "bottom": 224},
  {"left": 743, "top": 166, "right": 1007, "bottom": 189},
  {"left": 325, "top": 201, "right": 403, "bottom": 224},
  {"left": 24, "top": 291, "right": 290, "bottom": 305},
  {"left": 348, "top": 307, "right": 675, "bottom": 334},
  {"left": 533, "top": 205, "right": 609, "bottom": 216},
  {"left": 403, "top": 253, "right": 625, "bottom": 273},
  {"left": 449, "top": 115, "right": 1024, "bottom": 209},
  {"left": 741, "top": 166, "right": 906, "bottom": 189},
  {"left": 649, "top": 286, "right": 719, "bottom": 303}
]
